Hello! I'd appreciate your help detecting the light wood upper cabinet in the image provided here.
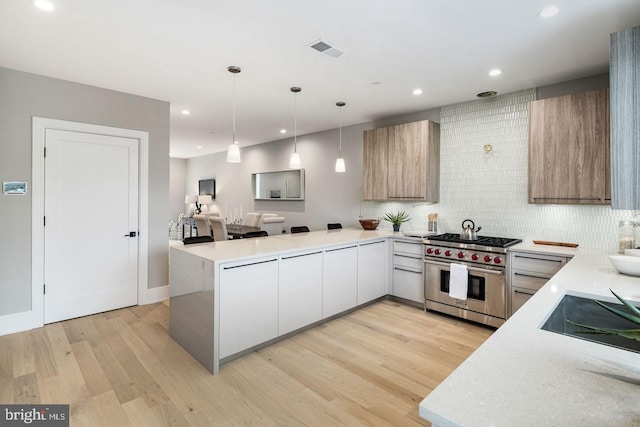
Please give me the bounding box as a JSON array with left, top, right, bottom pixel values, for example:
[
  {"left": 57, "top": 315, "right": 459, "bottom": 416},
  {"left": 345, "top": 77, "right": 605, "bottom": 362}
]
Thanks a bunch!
[
  {"left": 528, "top": 88, "right": 610, "bottom": 205},
  {"left": 363, "top": 120, "right": 440, "bottom": 201},
  {"left": 363, "top": 127, "right": 388, "bottom": 200}
]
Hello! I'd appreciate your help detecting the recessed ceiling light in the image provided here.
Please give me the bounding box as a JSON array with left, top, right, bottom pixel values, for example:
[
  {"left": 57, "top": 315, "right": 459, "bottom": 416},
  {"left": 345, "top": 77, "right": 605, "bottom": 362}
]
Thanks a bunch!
[
  {"left": 33, "top": 0, "right": 55, "bottom": 11},
  {"left": 280, "top": 129, "right": 287, "bottom": 134},
  {"left": 538, "top": 6, "right": 559, "bottom": 18},
  {"left": 413, "top": 88, "right": 423, "bottom": 95},
  {"left": 181, "top": 110, "right": 190, "bottom": 115},
  {"left": 196, "top": 145, "right": 203, "bottom": 149},
  {"left": 371, "top": 81, "right": 382, "bottom": 86},
  {"left": 477, "top": 91, "right": 498, "bottom": 98},
  {"left": 489, "top": 69, "right": 502, "bottom": 77}
]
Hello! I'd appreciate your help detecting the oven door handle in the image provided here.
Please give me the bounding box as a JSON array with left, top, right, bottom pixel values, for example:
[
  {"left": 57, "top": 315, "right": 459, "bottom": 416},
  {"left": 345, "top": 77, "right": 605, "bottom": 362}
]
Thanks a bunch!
[{"left": 424, "top": 259, "right": 504, "bottom": 276}]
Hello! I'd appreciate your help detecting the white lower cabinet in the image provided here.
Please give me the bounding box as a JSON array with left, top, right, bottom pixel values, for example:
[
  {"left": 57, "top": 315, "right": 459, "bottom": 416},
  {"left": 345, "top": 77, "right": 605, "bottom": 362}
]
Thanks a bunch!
[
  {"left": 323, "top": 244, "right": 358, "bottom": 318},
  {"left": 279, "top": 250, "right": 323, "bottom": 335},
  {"left": 219, "top": 256, "right": 279, "bottom": 358},
  {"left": 509, "top": 251, "right": 570, "bottom": 316},
  {"left": 357, "top": 240, "right": 388, "bottom": 305}
]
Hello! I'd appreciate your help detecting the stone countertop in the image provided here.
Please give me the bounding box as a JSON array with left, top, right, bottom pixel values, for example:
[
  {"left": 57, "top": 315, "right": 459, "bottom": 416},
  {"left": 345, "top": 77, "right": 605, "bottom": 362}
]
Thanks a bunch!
[
  {"left": 170, "top": 228, "right": 395, "bottom": 263},
  {"left": 419, "top": 247, "right": 640, "bottom": 426}
]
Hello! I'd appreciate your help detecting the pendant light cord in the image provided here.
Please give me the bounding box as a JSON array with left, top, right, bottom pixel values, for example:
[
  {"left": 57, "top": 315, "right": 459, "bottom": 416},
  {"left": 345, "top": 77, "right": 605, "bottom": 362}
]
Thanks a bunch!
[
  {"left": 339, "top": 106, "right": 343, "bottom": 155},
  {"left": 232, "top": 73, "right": 237, "bottom": 145},
  {"left": 293, "top": 91, "right": 298, "bottom": 153}
]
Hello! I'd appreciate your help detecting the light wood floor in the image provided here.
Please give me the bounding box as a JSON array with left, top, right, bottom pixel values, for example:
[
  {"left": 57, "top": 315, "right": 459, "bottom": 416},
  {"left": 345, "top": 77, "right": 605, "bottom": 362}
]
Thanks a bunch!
[{"left": 0, "top": 300, "right": 493, "bottom": 426}]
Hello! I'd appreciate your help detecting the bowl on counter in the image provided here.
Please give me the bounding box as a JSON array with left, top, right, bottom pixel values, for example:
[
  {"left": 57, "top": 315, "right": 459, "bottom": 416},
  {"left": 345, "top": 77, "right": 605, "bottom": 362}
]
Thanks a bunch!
[
  {"left": 624, "top": 249, "right": 640, "bottom": 257},
  {"left": 359, "top": 219, "right": 380, "bottom": 230},
  {"left": 609, "top": 255, "right": 640, "bottom": 277}
]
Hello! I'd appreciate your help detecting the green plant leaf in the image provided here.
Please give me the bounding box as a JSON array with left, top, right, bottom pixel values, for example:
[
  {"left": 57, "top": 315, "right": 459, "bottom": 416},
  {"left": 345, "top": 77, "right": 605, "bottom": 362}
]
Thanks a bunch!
[
  {"left": 567, "top": 320, "right": 640, "bottom": 341},
  {"left": 592, "top": 299, "right": 640, "bottom": 326},
  {"left": 609, "top": 288, "right": 640, "bottom": 318}
]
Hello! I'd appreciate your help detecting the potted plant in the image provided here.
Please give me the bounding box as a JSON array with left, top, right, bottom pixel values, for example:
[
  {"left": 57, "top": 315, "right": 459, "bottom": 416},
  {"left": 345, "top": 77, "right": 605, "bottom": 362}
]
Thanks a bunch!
[{"left": 383, "top": 210, "right": 411, "bottom": 232}]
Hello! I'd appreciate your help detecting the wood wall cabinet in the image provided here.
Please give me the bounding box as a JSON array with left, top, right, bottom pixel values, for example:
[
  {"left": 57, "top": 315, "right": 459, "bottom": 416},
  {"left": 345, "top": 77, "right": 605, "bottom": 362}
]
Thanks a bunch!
[
  {"left": 528, "top": 89, "right": 610, "bottom": 204},
  {"left": 363, "top": 120, "right": 440, "bottom": 201}
]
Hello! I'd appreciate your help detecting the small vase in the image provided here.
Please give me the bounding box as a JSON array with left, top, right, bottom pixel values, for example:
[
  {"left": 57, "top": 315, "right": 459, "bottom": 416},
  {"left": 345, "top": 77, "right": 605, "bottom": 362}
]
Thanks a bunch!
[{"left": 393, "top": 224, "right": 400, "bottom": 232}]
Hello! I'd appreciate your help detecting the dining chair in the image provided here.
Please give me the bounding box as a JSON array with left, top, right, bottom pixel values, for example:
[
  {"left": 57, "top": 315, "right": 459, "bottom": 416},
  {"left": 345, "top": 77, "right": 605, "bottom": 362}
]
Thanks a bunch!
[
  {"left": 244, "top": 212, "right": 262, "bottom": 227},
  {"left": 291, "top": 226, "right": 310, "bottom": 234},
  {"left": 327, "top": 223, "right": 342, "bottom": 230},
  {"left": 243, "top": 230, "right": 269, "bottom": 238},
  {"left": 208, "top": 216, "right": 229, "bottom": 241}
]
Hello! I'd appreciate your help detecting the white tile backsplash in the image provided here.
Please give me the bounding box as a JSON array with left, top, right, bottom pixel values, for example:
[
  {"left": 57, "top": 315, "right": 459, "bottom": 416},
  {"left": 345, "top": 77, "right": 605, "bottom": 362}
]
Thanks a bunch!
[{"left": 362, "top": 89, "right": 637, "bottom": 251}]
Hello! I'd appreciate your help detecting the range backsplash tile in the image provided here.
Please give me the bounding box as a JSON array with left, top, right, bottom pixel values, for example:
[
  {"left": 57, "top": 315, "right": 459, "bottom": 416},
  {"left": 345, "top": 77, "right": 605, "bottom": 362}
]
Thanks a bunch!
[{"left": 361, "top": 89, "right": 637, "bottom": 251}]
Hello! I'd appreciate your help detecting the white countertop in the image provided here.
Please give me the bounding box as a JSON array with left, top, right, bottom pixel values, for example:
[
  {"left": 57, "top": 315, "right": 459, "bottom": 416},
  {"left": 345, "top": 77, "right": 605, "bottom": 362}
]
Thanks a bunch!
[
  {"left": 170, "top": 228, "right": 395, "bottom": 263},
  {"left": 419, "top": 246, "right": 640, "bottom": 426}
]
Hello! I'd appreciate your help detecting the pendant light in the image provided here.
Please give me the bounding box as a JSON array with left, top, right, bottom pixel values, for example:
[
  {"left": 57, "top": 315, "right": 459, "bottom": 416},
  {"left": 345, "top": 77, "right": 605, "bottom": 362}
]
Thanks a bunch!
[
  {"left": 289, "top": 86, "right": 302, "bottom": 169},
  {"left": 335, "top": 101, "right": 346, "bottom": 173},
  {"left": 226, "top": 66, "right": 241, "bottom": 163}
]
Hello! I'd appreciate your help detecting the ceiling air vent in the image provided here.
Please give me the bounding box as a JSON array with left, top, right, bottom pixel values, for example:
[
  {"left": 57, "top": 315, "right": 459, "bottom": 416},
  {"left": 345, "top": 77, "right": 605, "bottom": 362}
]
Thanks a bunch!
[{"left": 309, "top": 39, "right": 343, "bottom": 58}]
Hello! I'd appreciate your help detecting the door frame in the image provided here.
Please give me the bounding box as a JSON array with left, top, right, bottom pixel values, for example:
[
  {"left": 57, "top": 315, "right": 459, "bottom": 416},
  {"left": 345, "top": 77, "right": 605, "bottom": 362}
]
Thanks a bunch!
[{"left": 31, "top": 117, "right": 149, "bottom": 328}]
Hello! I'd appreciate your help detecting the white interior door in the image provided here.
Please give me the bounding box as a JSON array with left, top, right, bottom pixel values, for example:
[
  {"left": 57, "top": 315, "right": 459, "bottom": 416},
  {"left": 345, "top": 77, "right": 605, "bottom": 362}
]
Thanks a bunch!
[{"left": 44, "top": 129, "right": 139, "bottom": 323}]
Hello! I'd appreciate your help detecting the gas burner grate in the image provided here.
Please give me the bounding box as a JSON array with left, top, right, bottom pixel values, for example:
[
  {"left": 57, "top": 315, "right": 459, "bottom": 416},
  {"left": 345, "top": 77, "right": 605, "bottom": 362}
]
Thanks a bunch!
[{"left": 427, "top": 233, "right": 521, "bottom": 248}]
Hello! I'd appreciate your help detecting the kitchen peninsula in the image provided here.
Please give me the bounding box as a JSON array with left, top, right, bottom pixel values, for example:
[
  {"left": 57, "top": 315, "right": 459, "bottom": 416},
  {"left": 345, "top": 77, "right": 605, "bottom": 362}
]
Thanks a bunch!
[
  {"left": 169, "top": 228, "right": 394, "bottom": 374},
  {"left": 420, "top": 244, "right": 640, "bottom": 426}
]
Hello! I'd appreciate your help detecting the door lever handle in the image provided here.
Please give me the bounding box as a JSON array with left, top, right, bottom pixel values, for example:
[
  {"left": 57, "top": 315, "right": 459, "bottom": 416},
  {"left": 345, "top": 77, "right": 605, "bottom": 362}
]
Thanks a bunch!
[{"left": 124, "top": 232, "right": 137, "bottom": 237}]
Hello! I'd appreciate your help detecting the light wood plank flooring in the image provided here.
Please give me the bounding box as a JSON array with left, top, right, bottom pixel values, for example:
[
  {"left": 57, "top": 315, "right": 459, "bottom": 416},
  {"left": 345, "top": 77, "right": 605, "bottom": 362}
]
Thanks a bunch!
[{"left": 0, "top": 300, "right": 493, "bottom": 426}]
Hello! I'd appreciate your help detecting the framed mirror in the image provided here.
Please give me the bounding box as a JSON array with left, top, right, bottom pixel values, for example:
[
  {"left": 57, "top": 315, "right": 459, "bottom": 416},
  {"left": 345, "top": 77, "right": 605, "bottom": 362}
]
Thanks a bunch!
[{"left": 252, "top": 169, "right": 305, "bottom": 200}]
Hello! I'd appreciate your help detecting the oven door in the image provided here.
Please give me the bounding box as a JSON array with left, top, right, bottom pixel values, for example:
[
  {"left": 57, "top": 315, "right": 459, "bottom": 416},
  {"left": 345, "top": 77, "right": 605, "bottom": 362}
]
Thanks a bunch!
[{"left": 424, "top": 259, "right": 506, "bottom": 321}]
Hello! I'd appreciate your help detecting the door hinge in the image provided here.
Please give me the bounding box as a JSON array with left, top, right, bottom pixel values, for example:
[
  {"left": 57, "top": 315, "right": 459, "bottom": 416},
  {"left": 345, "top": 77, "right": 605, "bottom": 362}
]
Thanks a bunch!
[
  {"left": 44, "top": 216, "right": 46, "bottom": 226},
  {"left": 43, "top": 284, "right": 46, "bottom": 294},
  {"left": 44, "top": 147, "right": 46, "bottom": 158}
]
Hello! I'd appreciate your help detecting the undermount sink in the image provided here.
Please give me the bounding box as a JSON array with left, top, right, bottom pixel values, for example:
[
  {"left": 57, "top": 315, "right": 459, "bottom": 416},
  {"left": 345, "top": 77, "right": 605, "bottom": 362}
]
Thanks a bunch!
[{"left": 540, "top": 294, "right": 640, "bottom": 353}]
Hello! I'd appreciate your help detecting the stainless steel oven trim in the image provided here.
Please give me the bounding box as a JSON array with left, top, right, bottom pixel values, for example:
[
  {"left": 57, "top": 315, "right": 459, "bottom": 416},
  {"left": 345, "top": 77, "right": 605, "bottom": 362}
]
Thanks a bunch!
[{"left": 424, "top": 259, "right": 504, "bottom": 275}]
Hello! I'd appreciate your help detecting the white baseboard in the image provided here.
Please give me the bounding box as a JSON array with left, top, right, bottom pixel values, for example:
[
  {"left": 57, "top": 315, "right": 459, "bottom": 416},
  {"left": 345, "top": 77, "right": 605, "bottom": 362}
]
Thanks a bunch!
[
  {"left": 142, "top": 285, "right": 169, "bottom": 305},
  {"left": 0, "top": 286, "right": 170, "bottom": 337},
  {"left": 0, "top": 310, "right": 36, "bottom": 336}
]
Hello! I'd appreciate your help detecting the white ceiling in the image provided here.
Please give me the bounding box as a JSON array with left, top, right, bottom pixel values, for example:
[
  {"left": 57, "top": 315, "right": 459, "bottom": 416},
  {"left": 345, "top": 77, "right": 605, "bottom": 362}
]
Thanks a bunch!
[{"left": 2, "top": 1, "right": 639, "bottom": 159}]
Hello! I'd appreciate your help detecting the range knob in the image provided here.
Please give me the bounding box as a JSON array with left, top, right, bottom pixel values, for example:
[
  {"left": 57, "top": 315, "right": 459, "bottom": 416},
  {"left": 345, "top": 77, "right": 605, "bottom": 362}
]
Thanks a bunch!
[
  {"left": 494, "top": 256, "right": 502, "bottom": 264},
  {"left": 434, "top": 249, "right": 441, "bottom": 255},
  {"left": 484, "top": 255, "right": 492, "bottom": 263},
  {"left": 471, "top": 253, "right": 479, "bottom": 261},
  {"left": 457, "top": 251, "right": 464, "bottom": 259},
  {"left": 426, "top": 247, "right": 433, "bottom": 254},
  {"left": 444, "top": 250, "right": 452, "bottom": 257}
]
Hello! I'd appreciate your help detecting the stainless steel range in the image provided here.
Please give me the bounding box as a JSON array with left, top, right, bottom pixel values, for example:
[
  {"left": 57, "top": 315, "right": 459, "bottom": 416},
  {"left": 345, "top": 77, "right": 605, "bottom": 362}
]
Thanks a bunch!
[{"left": 423, "top": 233, "right": 522, "bottom": 328}]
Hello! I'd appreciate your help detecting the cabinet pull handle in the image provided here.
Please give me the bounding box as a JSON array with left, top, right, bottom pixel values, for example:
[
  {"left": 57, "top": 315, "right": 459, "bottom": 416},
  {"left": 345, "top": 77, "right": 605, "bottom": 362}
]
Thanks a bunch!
[
  {"left": 325, "top": 245, "right": 357, "bottom": 252},
  {"left": 223, "top": 258, "right": 277, "bottom": 269},
  {"left": 513, "top": 289, "right": 535, "bottom": 296},
  {"left": 393, "top": 266, "right": 422, "bottom": 274},
  {"left": 532, "top": 197, "right": 604, "bottom": 201},
  {"left": 394, "top": 253, "right": 423, "bottom": 260},
  {"left": 360, "top": 240, "right": 386, "bottom": 246},
  {"left": 514, "top": 272, "right": 547, "bottom": 279},
  {"left": 282, "top": 251, "right": 322, "bottom": 260},
  {"left": 514, "top": 255, "right": 563, "bottom": 262}
]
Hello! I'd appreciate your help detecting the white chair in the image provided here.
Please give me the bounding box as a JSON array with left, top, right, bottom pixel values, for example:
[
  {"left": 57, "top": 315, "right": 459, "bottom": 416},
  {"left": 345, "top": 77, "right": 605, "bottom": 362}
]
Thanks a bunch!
[
  {"left": 193, "top": 212, "right": 221, "bottom": 237},
  {"left": 244, "top": 212, "right": 262, "bottom": 227},
  {"left": 259, "top": 213, "right": 285, "bottom": 236},
  {"left": 208, "top": 216, "right": 229, "bottom": 241}
]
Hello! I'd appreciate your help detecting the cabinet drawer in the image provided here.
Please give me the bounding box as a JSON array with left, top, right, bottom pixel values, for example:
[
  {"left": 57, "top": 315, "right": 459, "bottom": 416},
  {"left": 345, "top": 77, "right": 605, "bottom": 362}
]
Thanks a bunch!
[
  {"left": 393, "top": 267, "right": 423, "bottom": 303},
  {"left": 511, "top": 253, "right": 566, "bottom": 275},
  {"left": 511, "top": 288, "right": 536, "bottom": 315},
  {"left": 394, "top": 254, "right": 423, "bottom": 270},
  {"left": 511, "top": 270, "right": 550, "bottom": 292},
  {"left": 394, "top": 240, "right": 423, "bottom": 256}
]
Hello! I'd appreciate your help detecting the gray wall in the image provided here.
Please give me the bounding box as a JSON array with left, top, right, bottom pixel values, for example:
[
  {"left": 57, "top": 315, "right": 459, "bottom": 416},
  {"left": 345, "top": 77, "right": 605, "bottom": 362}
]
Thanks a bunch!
[
  {"left": 0, "top": 67, "right": 169, "bottom": 317},
  {"left": 185, "top": 123, "right": 369, "bottom": 232},
  {"left": 170, "top": 157, "right": 188, "bottom": 220}
]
